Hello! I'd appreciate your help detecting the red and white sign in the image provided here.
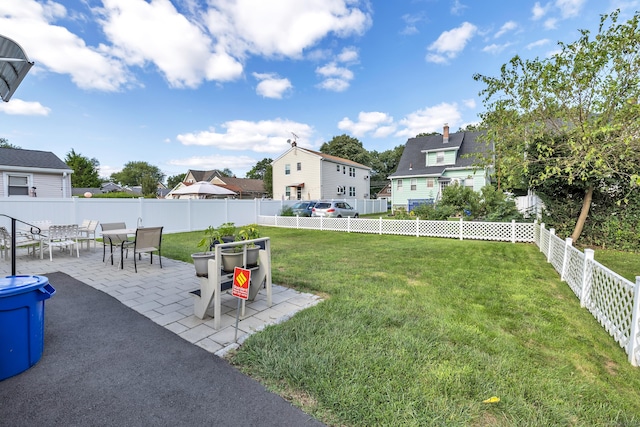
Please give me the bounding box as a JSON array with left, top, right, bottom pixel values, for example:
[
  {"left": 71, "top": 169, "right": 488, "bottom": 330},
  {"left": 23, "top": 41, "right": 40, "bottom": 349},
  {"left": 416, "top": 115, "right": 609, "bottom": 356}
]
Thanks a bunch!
[{"left": 232, "top": 267, "right": 251, "bottom": 300}]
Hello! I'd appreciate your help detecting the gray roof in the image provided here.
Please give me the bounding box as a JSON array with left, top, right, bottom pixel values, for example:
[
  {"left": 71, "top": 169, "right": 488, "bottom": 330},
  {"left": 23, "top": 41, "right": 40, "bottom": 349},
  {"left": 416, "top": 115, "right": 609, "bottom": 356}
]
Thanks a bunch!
[
  {"left": 0, "top": 147, "right": 72, "bottom": 171},
  {"left": 389, "top": 131, "right": 490, "bottom": 178}
]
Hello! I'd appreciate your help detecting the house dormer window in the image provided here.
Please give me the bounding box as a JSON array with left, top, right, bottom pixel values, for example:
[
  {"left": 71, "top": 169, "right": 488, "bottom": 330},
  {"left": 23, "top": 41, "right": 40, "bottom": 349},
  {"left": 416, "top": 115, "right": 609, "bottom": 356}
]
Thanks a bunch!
[{"left": 436, "top": 151, "right": 444, "bottom": 164}]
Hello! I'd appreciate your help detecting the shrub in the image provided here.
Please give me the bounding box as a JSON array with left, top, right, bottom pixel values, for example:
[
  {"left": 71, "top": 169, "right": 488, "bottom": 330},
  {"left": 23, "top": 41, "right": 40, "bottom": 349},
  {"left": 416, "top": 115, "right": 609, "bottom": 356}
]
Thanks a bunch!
[{"left": 280, "top": 205, "right": 294, "bottom": 216}]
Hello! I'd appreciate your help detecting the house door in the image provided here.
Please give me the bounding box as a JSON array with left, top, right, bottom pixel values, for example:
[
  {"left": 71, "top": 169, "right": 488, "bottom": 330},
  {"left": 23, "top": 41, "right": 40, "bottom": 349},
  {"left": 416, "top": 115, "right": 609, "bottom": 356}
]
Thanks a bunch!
[{"left": 296, "top": 187, "right": 302, "bottom": 200}]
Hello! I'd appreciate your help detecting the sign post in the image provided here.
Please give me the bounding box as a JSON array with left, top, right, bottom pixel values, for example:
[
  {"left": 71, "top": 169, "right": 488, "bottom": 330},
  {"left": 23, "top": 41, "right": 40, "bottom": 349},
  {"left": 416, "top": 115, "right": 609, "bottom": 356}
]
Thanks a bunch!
[{"left": 232, "top": 267, "right": 251, "bottom": 341}]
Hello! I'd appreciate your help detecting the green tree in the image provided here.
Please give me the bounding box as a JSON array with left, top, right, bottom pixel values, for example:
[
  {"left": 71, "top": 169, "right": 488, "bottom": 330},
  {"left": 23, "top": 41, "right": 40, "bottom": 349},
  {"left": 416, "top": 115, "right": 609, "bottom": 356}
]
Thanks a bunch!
[
  {"left": 369, "top": 145, "right": 404, "bottom": 194},
  {"left": 415, "top": 132, "right": 440, "bottom": 137},
  {"left": 0, "top": 138, "right": 20, "bottom": 149},
  {"left": 320, "top": 134, "right": 371, "bottom": 166},
  {"left": 220, "top": 168, "right": 235, "bottom": 178},
  {"left": 65, "top": 148, "right": 102, "bottom": 188},
  {"left": 473, "top": 9, "right": 640, "bottom": 242},
  {"left": 110, "top": 161, "right": 165, "bottom": 187},
  {"left": 167, "top": 173, "right": 186, "bottom": 189},
  {"left": 141, "top": 174, "right": 158, "bottom": 197},
  {"left": 246, "top": 158, "right": 272, "bottom": 180},
  {"left": 263, "top": 164, "right": 273, "bottom": 198}
]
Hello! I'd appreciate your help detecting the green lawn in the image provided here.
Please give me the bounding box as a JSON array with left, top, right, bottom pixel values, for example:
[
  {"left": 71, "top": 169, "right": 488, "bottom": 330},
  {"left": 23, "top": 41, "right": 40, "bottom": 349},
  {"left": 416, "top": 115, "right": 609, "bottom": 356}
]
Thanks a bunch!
[{"left": 163, "top": 227, "right": 640, "bottom": 427}]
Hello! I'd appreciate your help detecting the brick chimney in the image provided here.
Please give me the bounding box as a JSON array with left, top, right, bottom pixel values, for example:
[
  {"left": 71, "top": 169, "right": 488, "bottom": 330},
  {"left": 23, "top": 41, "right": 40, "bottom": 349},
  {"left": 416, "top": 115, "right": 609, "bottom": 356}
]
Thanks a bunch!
[{"left": 443, "top": 123, "right": 449, "bottom": 144}]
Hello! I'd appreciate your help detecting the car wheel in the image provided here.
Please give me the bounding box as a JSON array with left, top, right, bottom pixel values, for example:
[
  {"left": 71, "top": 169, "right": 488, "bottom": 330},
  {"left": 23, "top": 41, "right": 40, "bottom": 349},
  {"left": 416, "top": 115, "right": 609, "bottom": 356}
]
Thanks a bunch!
[
  {"left": 354, "top": 213, "right": 359, "bottom": 218},
  {"left": 337, "top": 215, "right": 342, "bottom": 218}
]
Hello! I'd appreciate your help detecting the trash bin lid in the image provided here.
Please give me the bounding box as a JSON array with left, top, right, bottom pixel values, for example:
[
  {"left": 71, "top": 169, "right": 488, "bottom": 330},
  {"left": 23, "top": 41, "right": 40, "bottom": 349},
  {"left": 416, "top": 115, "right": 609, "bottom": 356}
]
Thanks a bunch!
[{"left": 0, "top": 275, "right": 49, "bottom": 297}]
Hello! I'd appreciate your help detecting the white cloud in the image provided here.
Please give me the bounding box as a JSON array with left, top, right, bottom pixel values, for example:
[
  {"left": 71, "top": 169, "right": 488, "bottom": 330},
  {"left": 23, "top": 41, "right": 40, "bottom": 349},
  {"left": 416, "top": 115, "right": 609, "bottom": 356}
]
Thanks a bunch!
[
  {"left": 316, "top": 60, "right": 355, "bottom": 92},
  {"left": 337, "top": 46, "right": 359, "bottom": 63},
  {"left": 532, "top": 2, "right": 549, "bottom": 20},
  {"left": 1, "top": 0, "right": 372, "bottom": 92},
  {"left": 482, "top": 43, "right": 512, "bottom": 54},
  {"left": 338, "top": 111, "right": 395, "bottom": 138},
  {"left": 544, "top": 18, "right": 558, "bottom": 29},
  {"left": 203, "top": 0, "right": 371, "bottom": 58},
  {"left": 426, "top": 22, "right": 477, "bottom": 64},
  {"left": 400, "top": 12, "right": 425, "bottom": 35},
  {"left": 555, "top": 0, "right": 586, "bottom": 18},
  {"left": 176, "top": 118, "right": 314, "bottom": 153},
  {"left": 253, "top": 73, "right": 292, "bottom": 99},
  {"left": 0, "top": 99, "right": 50, "bottom": 115},
  {"left": 451, "top": 0, "right": 468, "bottom": 15},
  {"left": 526, "top": 39, "right": 551, "bottom": 49},
  {"left": 0, "top": 0, "right": 130, "bottom": 91},
  {"left": 494, "top": 21, "right": 518, "bottom": 38},
  {"left": 462, "top": 98, "right": 476, "bottom": 109},
  {"left": 395, "top": 103, "right": 462, "bottom": 138}
]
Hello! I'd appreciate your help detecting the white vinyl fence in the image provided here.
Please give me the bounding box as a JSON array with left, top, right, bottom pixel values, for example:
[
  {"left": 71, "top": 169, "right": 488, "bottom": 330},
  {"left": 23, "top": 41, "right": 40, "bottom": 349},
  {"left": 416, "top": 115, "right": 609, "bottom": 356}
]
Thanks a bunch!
[
  {"left": 0, "top": 197, "right": 387, "bottom": 234},
  {"left": 259, "top": 215, "right": 640, "bottom": 366}
]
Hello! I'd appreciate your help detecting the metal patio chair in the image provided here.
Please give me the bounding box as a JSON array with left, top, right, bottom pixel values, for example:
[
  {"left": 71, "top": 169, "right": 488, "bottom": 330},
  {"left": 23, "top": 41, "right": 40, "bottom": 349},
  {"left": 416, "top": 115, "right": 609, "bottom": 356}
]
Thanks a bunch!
[{"left": 130, "top": 226, "right": 163, "bottom": 273}]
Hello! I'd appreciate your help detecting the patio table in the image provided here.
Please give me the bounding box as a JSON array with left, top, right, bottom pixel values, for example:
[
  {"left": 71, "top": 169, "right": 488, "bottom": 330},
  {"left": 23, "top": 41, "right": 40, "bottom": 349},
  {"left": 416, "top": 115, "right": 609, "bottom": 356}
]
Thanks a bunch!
[{"left": 101, "top": 228, "right": 137, "bottom": 268}]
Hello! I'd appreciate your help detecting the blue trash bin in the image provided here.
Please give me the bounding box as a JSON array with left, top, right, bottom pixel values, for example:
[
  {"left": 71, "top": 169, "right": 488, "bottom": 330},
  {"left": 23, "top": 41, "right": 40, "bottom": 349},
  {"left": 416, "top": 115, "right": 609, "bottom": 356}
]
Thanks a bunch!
[{"left": 0, "top": 275, "right": 55, "bottom": 381}]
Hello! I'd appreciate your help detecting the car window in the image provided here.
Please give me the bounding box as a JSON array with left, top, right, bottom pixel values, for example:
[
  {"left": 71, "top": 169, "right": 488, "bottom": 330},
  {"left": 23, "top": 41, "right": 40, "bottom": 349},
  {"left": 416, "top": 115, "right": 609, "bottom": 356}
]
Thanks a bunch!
[
  {"left": 336, "top": 202, "right": 345, "bottom": 208},
  {"left": 315, "top": 202, "right": 331, "bottom": 209},
  {"left": 344, "top": 203, "right": 352, "bottom": 209},
  {"left": 292, "top": 203, "right": 305, "bottom": 209}
]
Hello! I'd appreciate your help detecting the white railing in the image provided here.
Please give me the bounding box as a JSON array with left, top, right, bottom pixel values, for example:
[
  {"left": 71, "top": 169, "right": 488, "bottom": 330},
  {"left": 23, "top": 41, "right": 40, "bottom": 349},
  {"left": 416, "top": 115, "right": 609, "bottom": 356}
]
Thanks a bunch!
[
  {"left": 259, "top": 216, "right": 536, "bottom": 243},
  {"left": 259, "top": 215, "right": 640, "bottom": 366},
  {"left": 535, "top": 224, "right": 640, "bottom": 367}
]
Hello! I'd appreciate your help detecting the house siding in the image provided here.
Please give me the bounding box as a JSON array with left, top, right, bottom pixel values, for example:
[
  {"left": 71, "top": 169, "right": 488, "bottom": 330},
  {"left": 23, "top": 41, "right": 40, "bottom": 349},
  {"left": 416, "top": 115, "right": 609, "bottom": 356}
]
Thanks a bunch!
[
  {"left": 272, "top": 146, "right": 371, "bottom": 200},
  {"left": 0, "top": 171, "right": 71, "bottom": 198}
]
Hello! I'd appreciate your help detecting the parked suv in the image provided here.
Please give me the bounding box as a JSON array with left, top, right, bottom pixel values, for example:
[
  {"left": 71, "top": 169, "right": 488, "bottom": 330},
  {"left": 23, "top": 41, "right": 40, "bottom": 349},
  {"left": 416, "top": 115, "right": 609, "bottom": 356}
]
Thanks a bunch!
[
  {"left": 311, "top": 201, "right": 359, "bottom": 218},
  {"left": 291, "top": 200, "right": 318, "bottom": 217}
]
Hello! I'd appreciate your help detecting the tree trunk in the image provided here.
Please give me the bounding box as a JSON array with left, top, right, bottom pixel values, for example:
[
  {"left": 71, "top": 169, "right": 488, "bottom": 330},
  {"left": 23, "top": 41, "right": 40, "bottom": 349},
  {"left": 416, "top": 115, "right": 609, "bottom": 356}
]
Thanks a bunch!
[{"left": 570, "top": 184, "right": 594, "bottom": 242}]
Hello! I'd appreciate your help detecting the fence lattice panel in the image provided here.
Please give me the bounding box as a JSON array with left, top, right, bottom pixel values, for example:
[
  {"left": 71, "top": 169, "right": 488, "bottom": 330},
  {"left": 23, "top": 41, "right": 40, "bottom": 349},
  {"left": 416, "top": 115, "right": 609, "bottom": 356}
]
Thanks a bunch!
[
  {"left": 419, "top": 220, "right": 459, "bottom": 239},
  {"left": 563, "top": 245, "right": 585, "bottom": 299},
  {"left": 548, "top": 233, "right": 566, "bottom": 274},
  {"left": 586, "top": 263, "right": 635, "bottom": 350},
  {"left": 463, "top": 221, "right": 510, "bottom": 241}
]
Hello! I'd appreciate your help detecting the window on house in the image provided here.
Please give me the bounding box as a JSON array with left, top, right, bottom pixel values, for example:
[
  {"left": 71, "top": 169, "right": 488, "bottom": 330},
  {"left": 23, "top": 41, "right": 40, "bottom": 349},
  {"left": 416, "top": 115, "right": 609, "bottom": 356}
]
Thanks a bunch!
[
  {"left": 349, "top": 167, "right": 355, "bottom": 177},
  {"left": 285, "top": 187, "right": 290, "bottom": 199},
  {"left": 297, "top": 162, "right": 301, "bottom": 171},
  {"left": 285, "top": 164, "right": 290, "bottom": 175},
  {"left": 336, "top": 164, "right": 340, "bottom": 172},
  {"left": 410, "top": 179, "right": 417, "bottom": 191},
  {"left": 7, "top": 174, "right": 29, "bottom": 196},
  {"left": 436, "top": 151, "right": 444, "bottom": 164},
  {"left": 427, "top": 178, "right": 434, "bottom": 188},
  {"left": 465, "top": 177, "right": 474, "bottom": 188},
  {"left": 343, "top": 166, "right": 346, "bottom": 174},
  {"left": 349, "top": 187, "right": 356, "bottom": 197},
  {"left": 396, "top": 179, "right": 403, "bottom": 191}
]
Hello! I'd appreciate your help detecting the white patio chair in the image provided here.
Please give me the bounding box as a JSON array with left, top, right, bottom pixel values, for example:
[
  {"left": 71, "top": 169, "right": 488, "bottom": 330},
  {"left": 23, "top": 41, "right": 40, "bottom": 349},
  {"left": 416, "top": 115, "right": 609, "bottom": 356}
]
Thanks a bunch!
[
  {"left": 43, "top": 224, "right": 80, "bottom": 261},
  {"left": 0, "top": 226, "right": 40, "bottom": 259},
  {"left": 77, "top": 220, "right": 99, "bottom": 250}
]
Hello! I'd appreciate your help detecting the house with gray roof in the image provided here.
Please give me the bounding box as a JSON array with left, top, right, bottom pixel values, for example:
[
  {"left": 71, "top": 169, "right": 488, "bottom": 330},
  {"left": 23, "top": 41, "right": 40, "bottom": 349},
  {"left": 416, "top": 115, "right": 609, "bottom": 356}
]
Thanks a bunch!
[
  {"left": 272, "top": 143, "right": 372, "bottom": 200},
  {"left": 0, "top": 147, "right": 73, "bottom": 198},
  {"left": 388, "top": 124, "right": 493, "bottom": 210}
]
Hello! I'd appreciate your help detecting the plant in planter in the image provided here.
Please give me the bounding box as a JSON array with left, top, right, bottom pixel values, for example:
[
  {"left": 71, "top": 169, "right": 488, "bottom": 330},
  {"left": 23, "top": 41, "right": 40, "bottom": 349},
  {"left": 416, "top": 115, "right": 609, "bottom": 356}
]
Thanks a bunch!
[
  {"left": 220, "top": 224, "right": 261, "bottom": 270},
  {"left": 217, "top": 222, "right": 236, "bottom": 243},
  {"left": 191, "top": 225, "right": 221, "bottom": 277}
]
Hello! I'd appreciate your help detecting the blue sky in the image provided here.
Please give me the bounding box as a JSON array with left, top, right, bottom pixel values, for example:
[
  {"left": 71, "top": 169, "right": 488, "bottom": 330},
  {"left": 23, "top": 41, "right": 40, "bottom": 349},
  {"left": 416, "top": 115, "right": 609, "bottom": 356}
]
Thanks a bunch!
[{"left": 1, "top": 0, "right": 636, "bottom": 181}]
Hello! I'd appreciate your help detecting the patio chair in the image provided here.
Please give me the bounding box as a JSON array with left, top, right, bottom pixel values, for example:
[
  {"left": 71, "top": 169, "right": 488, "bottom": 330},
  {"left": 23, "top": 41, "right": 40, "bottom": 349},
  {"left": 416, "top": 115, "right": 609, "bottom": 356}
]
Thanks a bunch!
[
  {"left": 0, "top": 226, "right": 40, "bottom": 259},
  {"left": 129, "top": 227, "right": 163, "bottom": 273},
  {"left": 100, "top": 222, "right": 132, "bottom": 265},
  {"left": 43, "top": 224, "right": 80, "bottom": 261},
  {"left": 77, "top": 220, "right": 99, "bottom": 250}
]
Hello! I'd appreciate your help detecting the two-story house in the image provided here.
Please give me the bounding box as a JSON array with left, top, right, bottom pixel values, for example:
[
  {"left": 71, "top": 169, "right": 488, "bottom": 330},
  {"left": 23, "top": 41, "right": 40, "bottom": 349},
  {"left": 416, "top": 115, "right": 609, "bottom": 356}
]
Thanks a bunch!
[
  {"left": 0, "top": 147, "right": 73, "bottom": 198},
  {"left": 272, "top": 143, "right": 372, "bottom": 200},
  {"left": 388, "top": 124, "right": 492, "bottom": 210},
  {"left": 169, "top": 169, "right": 266, "bottom": 199}
]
